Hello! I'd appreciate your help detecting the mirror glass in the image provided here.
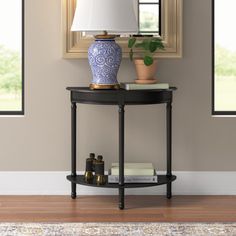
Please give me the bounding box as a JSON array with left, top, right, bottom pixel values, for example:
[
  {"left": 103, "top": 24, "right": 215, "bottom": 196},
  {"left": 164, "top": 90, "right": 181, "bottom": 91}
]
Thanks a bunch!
[{"left": 138, "top": 0, "right": 160, "bottom": 35}]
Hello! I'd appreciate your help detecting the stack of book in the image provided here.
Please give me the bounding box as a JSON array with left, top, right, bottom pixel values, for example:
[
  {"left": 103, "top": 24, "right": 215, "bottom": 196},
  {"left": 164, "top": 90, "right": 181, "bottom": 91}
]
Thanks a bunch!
[
  {"left": 108, "top": 163, "right": 158, "bottom": 183},
  {"left": 120, "top": 82, "right": 169, "bottom": 90}
]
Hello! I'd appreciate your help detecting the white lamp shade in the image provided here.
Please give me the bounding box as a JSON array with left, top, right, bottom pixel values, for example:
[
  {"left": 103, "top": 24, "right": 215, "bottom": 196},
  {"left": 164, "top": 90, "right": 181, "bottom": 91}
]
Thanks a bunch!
[{"left": 71, "top": 0, "right": 138, "bottom": 33}]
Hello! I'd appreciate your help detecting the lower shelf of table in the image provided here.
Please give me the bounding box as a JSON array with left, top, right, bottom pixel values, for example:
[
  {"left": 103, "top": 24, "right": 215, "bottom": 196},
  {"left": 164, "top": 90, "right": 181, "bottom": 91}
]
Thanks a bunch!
[{"left": 67, "top": 175, "right": 176, "bottom": 189}]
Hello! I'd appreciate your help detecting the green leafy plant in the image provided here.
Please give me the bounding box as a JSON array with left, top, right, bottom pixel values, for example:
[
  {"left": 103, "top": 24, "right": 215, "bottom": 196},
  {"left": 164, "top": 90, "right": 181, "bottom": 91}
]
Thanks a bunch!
[{"left": 128, "top": 37, "right": 165, "bottom": 66}]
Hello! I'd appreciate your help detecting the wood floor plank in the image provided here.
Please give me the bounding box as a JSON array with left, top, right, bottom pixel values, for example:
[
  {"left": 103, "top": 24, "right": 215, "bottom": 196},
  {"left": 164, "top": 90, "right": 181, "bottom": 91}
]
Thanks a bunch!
[{"left": 0, "top": 196, "right": 235, "bottom": 222}]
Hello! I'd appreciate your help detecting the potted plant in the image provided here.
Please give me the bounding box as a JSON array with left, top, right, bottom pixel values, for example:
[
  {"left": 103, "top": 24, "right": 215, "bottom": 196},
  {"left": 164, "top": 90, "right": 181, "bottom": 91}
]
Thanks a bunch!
[{"left": 128, "top": 37, "right": 165, "bottom": 84}]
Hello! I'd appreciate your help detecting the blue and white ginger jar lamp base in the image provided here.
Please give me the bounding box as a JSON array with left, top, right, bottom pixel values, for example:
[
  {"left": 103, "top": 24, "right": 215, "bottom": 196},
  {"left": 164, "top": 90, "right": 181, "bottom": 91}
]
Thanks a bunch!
[{"left": 88, "top": 37, "right": 122, "bottom": 90}]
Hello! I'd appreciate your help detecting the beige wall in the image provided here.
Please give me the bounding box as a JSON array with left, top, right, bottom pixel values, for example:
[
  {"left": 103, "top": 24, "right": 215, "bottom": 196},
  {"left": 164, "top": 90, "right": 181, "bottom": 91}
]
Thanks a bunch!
[{"left": 0, "top": 0, "right": 235, "bottom": 171}]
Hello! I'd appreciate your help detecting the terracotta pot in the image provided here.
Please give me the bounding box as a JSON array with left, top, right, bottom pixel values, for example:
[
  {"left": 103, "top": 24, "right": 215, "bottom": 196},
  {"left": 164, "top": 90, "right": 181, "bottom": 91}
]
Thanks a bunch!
[{"left": 134, "top": 59, "right": 158, "bottom": 84}]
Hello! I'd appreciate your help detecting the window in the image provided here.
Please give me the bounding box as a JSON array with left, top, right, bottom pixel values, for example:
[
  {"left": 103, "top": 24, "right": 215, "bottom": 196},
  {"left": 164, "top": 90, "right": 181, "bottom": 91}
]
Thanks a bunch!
[
  {"left": 138, "top": 0, "right": 161, "bottom": 35},
  {"left": 213, "top": 0, "right": 236, "bottom": 115},
  {"left": 0, "top": 0, "right": 24, "bottom": 115}
]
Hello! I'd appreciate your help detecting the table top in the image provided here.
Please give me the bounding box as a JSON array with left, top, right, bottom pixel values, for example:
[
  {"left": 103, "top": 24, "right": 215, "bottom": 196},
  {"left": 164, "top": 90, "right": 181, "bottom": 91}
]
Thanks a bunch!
[
  {"left": 67, "top": 87, "right": 177, "bottom": 93},
  {"left": 67, "top": 87, "right": 177, "bottom": 105}
]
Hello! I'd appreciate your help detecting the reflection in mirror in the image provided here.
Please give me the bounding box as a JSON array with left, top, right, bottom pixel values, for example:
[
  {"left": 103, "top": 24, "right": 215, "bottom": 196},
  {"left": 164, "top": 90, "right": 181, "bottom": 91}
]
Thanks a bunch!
[{"left": 138, "top": 0, "right": 160, "bottom": 35}]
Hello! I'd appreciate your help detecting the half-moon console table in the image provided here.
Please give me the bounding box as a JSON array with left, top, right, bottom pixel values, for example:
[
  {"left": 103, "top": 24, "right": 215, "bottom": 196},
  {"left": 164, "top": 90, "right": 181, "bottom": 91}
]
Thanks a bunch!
[{"left": 66, "top": 87, "right": 177, "bottom": 210}]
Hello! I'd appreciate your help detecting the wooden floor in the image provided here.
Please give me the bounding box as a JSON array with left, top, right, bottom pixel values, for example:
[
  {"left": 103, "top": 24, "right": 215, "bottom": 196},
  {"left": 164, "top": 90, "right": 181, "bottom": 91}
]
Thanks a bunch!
[{"left": 0, "top": 196, "right": 236, "bottom": 222}]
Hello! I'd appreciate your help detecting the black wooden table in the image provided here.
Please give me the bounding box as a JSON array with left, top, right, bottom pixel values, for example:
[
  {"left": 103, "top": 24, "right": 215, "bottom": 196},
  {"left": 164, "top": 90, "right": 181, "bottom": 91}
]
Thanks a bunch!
[{"left": 66, "top": 87, "right": 177, "bottom": 210}]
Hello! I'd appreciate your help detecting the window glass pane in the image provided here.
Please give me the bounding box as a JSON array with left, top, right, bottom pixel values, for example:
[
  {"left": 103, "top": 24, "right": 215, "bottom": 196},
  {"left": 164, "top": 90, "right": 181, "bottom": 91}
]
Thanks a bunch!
[
  {"left": 139, "top": 4, "right": 159, "bottom": 33},
  {"left": 0, "top": 0, "right": 22, "bottom": 112},
  {"left": 214, "top": 0, "right": 236, "bottom": 112}
]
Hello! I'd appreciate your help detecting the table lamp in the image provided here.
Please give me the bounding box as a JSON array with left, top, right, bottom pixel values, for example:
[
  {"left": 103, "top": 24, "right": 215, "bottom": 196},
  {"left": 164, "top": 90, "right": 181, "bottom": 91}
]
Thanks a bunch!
[{"left": 71, "top": 0, "right": 138, "bottom": 89}]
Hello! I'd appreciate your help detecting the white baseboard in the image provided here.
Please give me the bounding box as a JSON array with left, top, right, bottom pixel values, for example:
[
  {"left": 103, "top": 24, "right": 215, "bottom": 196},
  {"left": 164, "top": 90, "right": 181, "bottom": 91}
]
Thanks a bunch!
[{"left": 0, "top": 171, "right": 235, "bottom": 195}]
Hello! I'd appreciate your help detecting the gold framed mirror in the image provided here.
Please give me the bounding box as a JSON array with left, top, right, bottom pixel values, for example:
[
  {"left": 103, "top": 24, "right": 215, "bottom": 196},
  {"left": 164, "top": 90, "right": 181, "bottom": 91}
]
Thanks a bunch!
[{"left": 62, "top": 0, "right": 183, "bottom": 58}]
